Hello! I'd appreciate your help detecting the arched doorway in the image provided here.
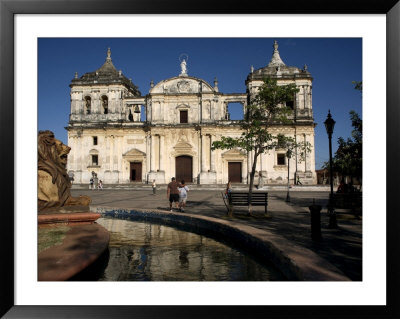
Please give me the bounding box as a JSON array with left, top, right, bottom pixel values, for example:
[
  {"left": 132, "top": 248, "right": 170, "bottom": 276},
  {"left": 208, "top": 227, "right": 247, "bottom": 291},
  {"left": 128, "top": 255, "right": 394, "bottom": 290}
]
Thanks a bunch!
[{"left": 175, "top": 156, "right": 192, "bottom": 183}]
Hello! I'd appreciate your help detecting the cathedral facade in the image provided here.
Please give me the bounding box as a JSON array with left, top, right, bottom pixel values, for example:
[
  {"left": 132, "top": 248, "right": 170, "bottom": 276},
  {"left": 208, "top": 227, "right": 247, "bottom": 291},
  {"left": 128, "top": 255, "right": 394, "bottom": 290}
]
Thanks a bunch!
[{"left": 66, "top": 42, "right": 317, "bottom": 185}]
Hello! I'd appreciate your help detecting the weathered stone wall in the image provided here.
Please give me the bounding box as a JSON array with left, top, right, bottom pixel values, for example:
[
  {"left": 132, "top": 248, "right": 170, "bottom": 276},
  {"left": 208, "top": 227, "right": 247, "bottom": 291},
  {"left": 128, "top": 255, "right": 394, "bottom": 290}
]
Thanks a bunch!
[{"left": 67, "top": 44, "right": 317, "bottom": 185}]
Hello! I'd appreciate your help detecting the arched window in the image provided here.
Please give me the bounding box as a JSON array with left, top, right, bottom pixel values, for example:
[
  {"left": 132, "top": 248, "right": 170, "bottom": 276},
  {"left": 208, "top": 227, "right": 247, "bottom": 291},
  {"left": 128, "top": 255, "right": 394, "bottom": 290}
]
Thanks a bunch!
[
  {"left": 85, "top": 96, "right": 91, "bottom": 114},
  {"left": 101, "top": 95, "right": 108, "bottom": 114},
  {"left": 128, "top": 108, "right": 134, "bottom": 122}
]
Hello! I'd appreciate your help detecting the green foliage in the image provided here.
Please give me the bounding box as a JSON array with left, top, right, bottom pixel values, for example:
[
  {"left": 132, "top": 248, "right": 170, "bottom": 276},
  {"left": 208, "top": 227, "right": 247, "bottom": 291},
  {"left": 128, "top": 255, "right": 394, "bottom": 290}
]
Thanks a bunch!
[
  {"left": 323, "top": 82, "right": 362, "bottom": 184},
  {"left": 211, "top": 77, "right": 302, "bottom": 214},
  {"left": 323, "top": 111, "right": 362, "bottom": 182},
  {"left": 352, "top": 81, "right": 362, "bottom": 93},
  {"left": 211, "top": 77, "right": 299, "bottom": 158},
  {"left": 275, "top": 134, "right": 312, "bottom": 160}
]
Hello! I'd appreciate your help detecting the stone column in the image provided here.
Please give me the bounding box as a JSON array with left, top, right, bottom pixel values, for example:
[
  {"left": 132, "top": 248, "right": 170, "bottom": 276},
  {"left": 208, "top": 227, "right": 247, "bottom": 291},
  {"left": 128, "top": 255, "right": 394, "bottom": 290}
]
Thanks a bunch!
[
  {"left": 150, "top": 134, "right": 156, "bottom": 172},
  {"left": 305, "top": 134, "right": 311, "bottom": 172},
  {"left": 304, "top": 85, "right": 308, "bottom": 109},
  {"left": 199, "top": 98, "right": 202, "bottom": 123},
  {"left": 147, "top": 100, "right": 152, "bottom": 122},
  {"left": 210, "top": 135, "right": 215, "bottom": 172},
  {"left": 159, "top": 135, "right": 164, "bottom": 171},
  {"left": 106, "top": 135, "right": 110, "bottom": 171},
  {"left": 198, "top": 131, "right": 201, "bottom": 174},
  {"left": 116, "top": 135, "right": 121, "bottom": 183},
  {"left": 111, "top": 135, "right": 115, "bottom": 172},
  {"left": 146, "top": 132, "right": 150, "bottom": 178},
  {"left": 243, "top": 155, "right": 248, "bottom": 184},
  {"left": 303, "top": 134, "right": 307, "bottom": 172},
  {"left": 201, "top": 134, "right": 207, "bottom": 172}
]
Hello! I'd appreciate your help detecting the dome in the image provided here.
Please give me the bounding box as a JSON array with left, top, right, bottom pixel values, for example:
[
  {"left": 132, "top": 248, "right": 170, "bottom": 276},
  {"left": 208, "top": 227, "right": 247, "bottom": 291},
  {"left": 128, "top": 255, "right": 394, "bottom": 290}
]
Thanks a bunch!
[
  {"left": 70, "top": 48, "right": 141, "bottom": 96},
  {"left": 247, "top": 41, "right": 311, "bottom": 81}
]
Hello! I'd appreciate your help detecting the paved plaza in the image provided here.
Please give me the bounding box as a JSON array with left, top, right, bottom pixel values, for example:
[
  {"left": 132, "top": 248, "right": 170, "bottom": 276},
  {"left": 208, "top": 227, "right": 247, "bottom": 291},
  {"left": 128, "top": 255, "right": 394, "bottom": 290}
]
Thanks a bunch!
[{"left": 71, "top": 186, "right": 362, "bottom": 280}]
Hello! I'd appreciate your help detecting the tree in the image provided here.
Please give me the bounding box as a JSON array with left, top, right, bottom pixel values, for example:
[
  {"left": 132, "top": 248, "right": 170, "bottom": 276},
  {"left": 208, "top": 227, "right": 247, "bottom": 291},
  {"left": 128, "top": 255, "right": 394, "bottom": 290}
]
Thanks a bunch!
[
  {"left": 211, "top": 77, "right": 299, "bottom": 215},
  {"left": 352, "top": 80, "right": 362, "bottom": 93},
  {"left": 323, "top": 82, "right": 362, "bottom": 187},
  {"left": 276, "top": 134, "right": 312, "bottom": 202},
  {"left": 329, "top": 111, "right": 362, "bottom": 186}
]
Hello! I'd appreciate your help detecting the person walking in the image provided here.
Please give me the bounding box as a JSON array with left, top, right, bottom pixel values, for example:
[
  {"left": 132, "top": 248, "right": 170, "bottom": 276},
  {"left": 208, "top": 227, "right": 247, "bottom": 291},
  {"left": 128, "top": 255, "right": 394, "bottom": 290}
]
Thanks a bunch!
[
  {"left": 152, "top": 179, "right": 157, "bottom": 195},
  {"left": 167, "top": 177, "right": 180, "bottom": 212},
  {"left": 98, "top": 180, "right": 103, "bottom": 190},
  {"left": 225, "top": 180, "right": 232, "bottom": 198},
  {"left": 178, "top": 180, "right": 189, "bottom": 212},
  {"left": 89, "top": 177, "right": 94, "bottom": 190},
  {"left": 296, "top": 176, "right": 303, "bottom": 186}
]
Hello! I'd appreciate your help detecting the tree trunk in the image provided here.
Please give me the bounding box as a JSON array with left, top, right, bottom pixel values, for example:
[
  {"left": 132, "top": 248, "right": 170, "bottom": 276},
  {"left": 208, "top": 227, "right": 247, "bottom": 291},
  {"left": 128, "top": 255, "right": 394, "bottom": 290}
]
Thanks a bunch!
[{"left": 248, "top": 151, "right": 259, "bottom": 215}]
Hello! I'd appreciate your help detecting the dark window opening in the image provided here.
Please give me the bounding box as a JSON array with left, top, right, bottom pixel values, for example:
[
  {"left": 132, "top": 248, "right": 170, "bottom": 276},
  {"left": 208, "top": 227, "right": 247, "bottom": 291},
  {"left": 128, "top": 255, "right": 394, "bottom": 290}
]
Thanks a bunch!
[
  {"left": 180, "top": 110, "right": 188, "bottom": 123},
  {"left": 277, "top": 154, "right": 286, "bottom": 165},
  {"left": 286, "top": 101, "right": 294, "bottom": 109},
  {"left": 102, "top": 96, "right": 108, "bottom": 114},
  {"left": 92, "top": 155, "right": 98, "bottom": 166},
  {"left": 93, "top": 136, "right": 98, "bottom": 145},
  {"left": 128, "top": 109, "right": 134, "bottom": 122},
  {"left": 85, "top": 97, "right": 91, "bottom": 114}
]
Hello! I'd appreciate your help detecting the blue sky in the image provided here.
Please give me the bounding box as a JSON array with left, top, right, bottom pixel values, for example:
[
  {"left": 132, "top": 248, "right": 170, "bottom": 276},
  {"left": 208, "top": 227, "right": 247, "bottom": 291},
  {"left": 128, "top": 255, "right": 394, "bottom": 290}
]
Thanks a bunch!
[{"left": 38, "top": 38, "right": 362, "bottom": 169}]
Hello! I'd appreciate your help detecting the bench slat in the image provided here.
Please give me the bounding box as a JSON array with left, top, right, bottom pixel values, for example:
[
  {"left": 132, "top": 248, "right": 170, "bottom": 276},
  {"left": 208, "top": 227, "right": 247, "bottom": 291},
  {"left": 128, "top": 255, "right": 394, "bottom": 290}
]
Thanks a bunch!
[{"left": 228, "top": 192, "right": 268, "bottom": 214}]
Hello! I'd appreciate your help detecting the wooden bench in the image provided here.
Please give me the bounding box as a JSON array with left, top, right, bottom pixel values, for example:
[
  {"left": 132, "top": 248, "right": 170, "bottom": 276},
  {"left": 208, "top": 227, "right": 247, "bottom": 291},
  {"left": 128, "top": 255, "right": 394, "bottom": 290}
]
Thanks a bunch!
[
  {"left": 332, "top": 192, "right": 362, "bottom": 216},
  {"left": 222, "top": 191, "right": 268, "bottom": 215}
]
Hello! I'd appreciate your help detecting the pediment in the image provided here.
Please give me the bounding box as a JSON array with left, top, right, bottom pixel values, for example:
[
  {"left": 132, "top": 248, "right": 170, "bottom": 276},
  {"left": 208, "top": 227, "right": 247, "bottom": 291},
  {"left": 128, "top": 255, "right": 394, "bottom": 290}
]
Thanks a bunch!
[
  {"left": 89, "top": 149, "right": 99, "bottom": 155},
  {"left": 151, "top": 76, "right": 214, "bottom": 94},
  {"left": 123, "top": 148, "right": 146, "bottom": 157},
  {"left": 174, "top": 142, "right": 193, "bottom": 150},
  {"left": 222, "top": 148, "right": 246, "bottom": 157}
]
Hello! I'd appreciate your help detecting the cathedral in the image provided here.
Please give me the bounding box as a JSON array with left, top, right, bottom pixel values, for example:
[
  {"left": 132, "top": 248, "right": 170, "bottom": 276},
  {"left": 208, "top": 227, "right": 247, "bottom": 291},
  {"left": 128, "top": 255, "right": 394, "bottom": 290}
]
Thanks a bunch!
[{"left": 66, "top": 41, "right": 317, "bottom": 185}]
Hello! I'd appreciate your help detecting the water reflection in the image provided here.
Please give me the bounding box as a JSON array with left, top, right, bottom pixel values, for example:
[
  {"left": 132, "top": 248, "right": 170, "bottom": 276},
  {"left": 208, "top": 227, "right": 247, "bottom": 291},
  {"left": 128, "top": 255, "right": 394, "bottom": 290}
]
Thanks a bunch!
[{"left": 96, "top": 218, "right": 285, "bottom": 281}]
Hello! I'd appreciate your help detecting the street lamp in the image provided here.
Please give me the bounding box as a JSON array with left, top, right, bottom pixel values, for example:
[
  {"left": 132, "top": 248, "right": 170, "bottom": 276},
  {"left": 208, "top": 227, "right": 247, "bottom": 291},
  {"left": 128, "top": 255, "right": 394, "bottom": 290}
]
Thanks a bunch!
[
  {"left": 286, "top": 149, "right": 292, "bottom": 202},
  {"left": 324, "top": 110, "right": 338, "bottom": 228}
]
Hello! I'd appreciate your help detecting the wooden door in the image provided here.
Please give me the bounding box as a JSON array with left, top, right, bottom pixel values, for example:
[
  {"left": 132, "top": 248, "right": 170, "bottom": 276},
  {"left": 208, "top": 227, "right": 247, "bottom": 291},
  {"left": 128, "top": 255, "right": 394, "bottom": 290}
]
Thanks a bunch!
[
  {"left": 228, "top": 162, "right": 241, "bottom": 183},
  {"left": 130, "top": 162, "right": 142, "bottom": 182},
  {"left": 175, "top": 156, "right": 192, "bottom": 183}
]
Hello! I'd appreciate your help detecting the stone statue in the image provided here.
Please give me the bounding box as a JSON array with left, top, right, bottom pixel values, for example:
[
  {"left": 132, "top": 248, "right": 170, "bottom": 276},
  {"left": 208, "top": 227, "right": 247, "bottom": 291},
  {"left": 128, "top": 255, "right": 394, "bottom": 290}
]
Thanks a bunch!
[
  {"left": 38, "top": 130, "right": 91, "bottom": 211},
  {"left": 180, "top": 59, "right": 187, "bottom": 75}
]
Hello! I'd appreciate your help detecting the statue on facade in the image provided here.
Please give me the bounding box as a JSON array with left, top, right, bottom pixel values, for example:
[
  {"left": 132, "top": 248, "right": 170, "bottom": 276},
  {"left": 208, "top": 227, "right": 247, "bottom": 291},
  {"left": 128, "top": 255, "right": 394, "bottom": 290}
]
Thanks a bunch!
[
  {"left": 179, "top": 53, "right": 189, "bottom": 76},
  {"left": 38, "top": 130, "right": 91, "bottom": 211},
  {"left": 180, "top": 59, "right": 187, "bottom": 75}
]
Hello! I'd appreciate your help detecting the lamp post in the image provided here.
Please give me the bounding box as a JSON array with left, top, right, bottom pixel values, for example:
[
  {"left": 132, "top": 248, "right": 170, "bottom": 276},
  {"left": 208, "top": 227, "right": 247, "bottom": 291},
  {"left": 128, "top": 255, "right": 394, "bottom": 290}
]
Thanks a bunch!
[
  {"left": 286, "top": 149, "right": 292, "bottom": 202},
  {"left": 324, "top": 110, "right": 338, "bottom": 228}
]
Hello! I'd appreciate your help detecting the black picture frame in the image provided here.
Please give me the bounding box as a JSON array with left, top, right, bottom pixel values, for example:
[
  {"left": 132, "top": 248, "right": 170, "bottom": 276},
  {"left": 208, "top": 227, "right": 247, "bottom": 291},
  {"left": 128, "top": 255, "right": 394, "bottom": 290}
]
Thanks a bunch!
[{"left": 1, "top": 0, "right": 399, "bottom": 318}]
